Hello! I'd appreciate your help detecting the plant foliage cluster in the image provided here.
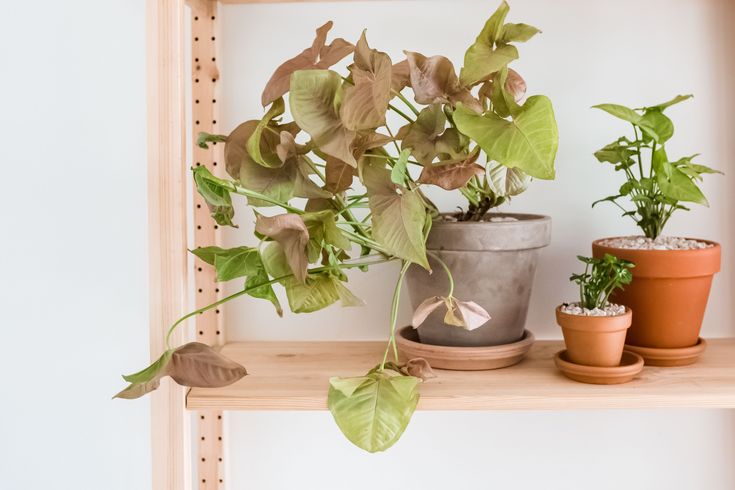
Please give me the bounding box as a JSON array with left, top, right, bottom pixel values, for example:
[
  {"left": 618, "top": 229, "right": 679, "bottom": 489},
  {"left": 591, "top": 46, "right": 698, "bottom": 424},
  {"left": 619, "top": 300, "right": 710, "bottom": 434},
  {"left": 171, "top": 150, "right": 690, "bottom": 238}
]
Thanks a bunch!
[
  {"left": 592, "top": 95, "right": 721, "bottom": 239},
  {"left": 118, "top": 1, "right": 560, "bottom": 453},
  {"left": 569, "top": 254, "right": 634, "bottom": 311}
]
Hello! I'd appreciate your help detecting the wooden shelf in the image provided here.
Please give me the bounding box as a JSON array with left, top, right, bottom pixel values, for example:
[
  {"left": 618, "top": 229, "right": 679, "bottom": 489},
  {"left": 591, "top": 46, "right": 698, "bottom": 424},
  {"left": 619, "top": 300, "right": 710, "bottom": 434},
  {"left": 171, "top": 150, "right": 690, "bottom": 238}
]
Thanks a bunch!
[{"left": 186, "top": 339, "right": 735, "bottom": 411}]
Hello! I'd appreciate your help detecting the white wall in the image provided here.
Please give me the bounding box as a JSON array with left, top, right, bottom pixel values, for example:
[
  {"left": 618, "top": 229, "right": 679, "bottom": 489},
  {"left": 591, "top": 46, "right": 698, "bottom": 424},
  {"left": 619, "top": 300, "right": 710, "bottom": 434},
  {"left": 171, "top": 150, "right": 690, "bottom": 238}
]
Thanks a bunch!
[
  {"left": 217, "top": 1, "right": 735, "bottom": 489},
  {"left": 0, "top": 1, "right": 150, "bottom": 489}
]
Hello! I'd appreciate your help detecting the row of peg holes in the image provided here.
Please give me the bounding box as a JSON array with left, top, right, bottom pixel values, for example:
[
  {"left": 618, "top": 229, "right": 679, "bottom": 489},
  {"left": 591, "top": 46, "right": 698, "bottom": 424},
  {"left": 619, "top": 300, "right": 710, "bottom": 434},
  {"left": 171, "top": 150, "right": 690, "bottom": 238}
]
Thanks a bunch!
[{"left": 200, "top": 414, "right": 223, "bottom": 484}]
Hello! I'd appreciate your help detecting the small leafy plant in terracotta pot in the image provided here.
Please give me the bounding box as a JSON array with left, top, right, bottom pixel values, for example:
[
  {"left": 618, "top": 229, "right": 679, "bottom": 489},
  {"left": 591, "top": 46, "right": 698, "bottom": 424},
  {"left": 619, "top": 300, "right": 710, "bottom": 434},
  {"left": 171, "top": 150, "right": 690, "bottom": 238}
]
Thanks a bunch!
[
  {"left": 590, "top": 95, "right": 722, "bottom": 364},
  {"left": 556, "top": 254, "right": 634, "bottom": 367}
]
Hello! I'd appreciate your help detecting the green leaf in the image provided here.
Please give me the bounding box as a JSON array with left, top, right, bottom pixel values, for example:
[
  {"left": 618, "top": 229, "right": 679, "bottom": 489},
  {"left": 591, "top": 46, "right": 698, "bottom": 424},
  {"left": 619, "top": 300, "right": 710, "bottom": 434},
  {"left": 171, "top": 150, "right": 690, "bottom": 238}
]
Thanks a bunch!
[
  {"left": 328, "top": 370, "right": 419, "bottom": 453},
  {"left": 398, "top": 104, "right": 446, "bottom": 164},
  {"left": 192, "top": 166, "right": 237, "bottom": 227},
  {"left": 645, "top": 94, "right": 693, "bottom": 111},
  {"left": 591, "top": 103, "right": 660, "bottom": 142},
  {"left": 303, "top": 210, "right": 351, "bottom": 262},
  {"left": 339, "top": 31, "right": 392, "bottom": 131},
  {"left": 197, "top": 132, "right": 227, "bottom": 149},
  {"left": 115, "top": 350, "right": 173, "bottom": 399},
  {"left": 247, "top": 98, "right": 286, "bottom": 168},
  {"left": 191, "top": 246, "right": 227, "bottom": 265},
  {"left": 290, "top": 70, "right": 357, "bottom": 166},
  {"left": 213, "top": 247, "right": 260, "bottom": 282},
  {"left": 390, "top": 149, "right": 411, "bottom": 186},
  {"left": 485, "top": 160, "right": 529, "bottom": 197},
  {"left": 245, "top": 255, "right": 283, "bottom": 317},
  {"left": 285, "top": 273, "right": 360, "bottom": 313},
  {"left": 500, "top": 23, "right": 540, "bottom": 43},
  {"left": 362, "top": 160, "right": 429, "bottom": 269},
  {"left": 656, "top": 161, "right": 708, "bottom": 205},
  {"left": 454, "top": 96, "right": 558, "bottom": 179},
  {"left": 640, "top": 110, "right": 673, "bottom": 143},
  {"left": 460, "top": 42, "right": 518, "bottom": 87}
]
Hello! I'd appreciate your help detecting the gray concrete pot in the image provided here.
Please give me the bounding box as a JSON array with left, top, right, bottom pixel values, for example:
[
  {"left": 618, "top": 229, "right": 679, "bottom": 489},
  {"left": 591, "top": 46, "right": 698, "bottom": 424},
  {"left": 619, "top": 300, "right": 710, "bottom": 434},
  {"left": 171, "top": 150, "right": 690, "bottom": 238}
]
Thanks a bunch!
[{"left": 405, "top": 213, "right": 551, "bottom": 347}]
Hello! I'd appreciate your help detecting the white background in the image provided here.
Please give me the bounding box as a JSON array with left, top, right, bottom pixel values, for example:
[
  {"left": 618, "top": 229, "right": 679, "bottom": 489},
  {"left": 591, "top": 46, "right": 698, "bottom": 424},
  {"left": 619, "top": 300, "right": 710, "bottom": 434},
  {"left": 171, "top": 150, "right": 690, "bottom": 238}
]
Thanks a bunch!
[{"left": 0, "top": 1, "right": 733, "bottom": 490}]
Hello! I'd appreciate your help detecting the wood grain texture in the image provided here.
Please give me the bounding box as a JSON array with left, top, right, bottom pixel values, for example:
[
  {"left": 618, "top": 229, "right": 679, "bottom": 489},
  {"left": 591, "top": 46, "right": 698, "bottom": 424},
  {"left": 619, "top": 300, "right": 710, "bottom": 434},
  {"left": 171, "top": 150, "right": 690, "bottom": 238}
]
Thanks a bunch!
[
  {"left": 187, "top": 339, "right": 735, "bottom": 410},
  {"left": 146, "top": 0, "right": 191, "bottom": 489}
]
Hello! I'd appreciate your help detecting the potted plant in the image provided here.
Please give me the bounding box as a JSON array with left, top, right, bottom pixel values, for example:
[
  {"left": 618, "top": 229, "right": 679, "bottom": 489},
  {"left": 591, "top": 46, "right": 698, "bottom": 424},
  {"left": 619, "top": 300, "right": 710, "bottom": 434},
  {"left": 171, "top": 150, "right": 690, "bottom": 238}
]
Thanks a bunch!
[
  {"left": 590, "top": 95, "right": 722, "bottom": 365},
  {"left": 556, "top": 254, "right": 634, "bottom": 367},
  {"left": 405, "top": 0, "right": 558, "bottom": 348},
  {"left": 115, "top": 1, "right": 554, "bottom": 453}
]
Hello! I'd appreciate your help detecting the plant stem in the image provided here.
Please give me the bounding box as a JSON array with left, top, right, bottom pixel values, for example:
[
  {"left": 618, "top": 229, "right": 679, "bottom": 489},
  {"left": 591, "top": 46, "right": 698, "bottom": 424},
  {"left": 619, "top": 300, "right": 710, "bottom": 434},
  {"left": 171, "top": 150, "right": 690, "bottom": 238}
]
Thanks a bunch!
[
  {"left": 392, "top": 89, "right": 421, "bottom": 116},
  {"left": 388, "top": 103, "right": 415, "bottom": 124},
  {"left": 229, "top": 183, "right": 303, "bottom": 214},
  {"left": 381, "top": 261, "right": 411, "bottom": 369},
  {"left": 428, "top": 252, "right": 454, "bottom": 297}
]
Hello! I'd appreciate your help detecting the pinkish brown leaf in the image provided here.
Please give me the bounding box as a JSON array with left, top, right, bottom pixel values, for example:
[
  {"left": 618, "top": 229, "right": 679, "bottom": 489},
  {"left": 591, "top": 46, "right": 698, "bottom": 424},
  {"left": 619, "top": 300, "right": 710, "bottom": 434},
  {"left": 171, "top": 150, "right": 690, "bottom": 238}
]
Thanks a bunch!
[
  {"left": 340, "top": 31, "right": 393, "bottom": 131},
  {"left": 403, "top": 358, "right": 437, "bottom": 381},
  {"left": 255, "top": 214, "right": 310, "bottom": 283},
  {"left": 444, "top": 298, "right": 491, "bottom": 331},
  {"left": 418, "top": 159, "right": 484, "bottom": 190},
  {"left": 325, "top": 156, "right": 355, "bottom": 193},
  {"left": 168, "top": 342, "right": 247, "bottom": 388},
  {"left": 404, "top": 51, "right": 482, "bottom": 113},
  {"left": 390, "top": 59, "right": 411, "bottom": 93},
  {"left": 261, "top": 21, "right": 355, "bottom": 106},
  {"left": 505, "top": 68, "right": 526, "bottom": 102}
]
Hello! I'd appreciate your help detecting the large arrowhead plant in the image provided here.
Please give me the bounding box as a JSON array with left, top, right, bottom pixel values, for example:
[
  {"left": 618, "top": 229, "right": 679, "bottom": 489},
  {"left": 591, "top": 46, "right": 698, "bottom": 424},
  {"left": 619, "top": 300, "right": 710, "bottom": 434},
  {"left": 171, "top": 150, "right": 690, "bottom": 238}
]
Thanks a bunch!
[{"left": 118, "top": 1, "right": 558, "bottom": 452}]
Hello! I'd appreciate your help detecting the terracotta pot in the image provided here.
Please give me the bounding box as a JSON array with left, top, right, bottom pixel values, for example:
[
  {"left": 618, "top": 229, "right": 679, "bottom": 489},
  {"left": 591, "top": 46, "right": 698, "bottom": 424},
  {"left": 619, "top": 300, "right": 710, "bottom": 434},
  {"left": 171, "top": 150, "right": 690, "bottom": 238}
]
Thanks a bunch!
[
  {"left": 592, "top": 238, "right": 721, "bottom": 349},
  {"left": 555, "top": 306, "right": 632, "bottom": 367},
  {"left": 405, "top": 213, "right": 551, "bottom": 347}
]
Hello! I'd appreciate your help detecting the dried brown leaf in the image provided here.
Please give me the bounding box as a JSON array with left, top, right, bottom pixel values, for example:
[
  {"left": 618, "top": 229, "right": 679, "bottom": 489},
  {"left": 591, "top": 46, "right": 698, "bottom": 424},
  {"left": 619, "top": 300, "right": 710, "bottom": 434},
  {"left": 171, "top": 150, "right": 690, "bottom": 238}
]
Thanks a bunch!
[
  {"left": 168, "top": 342, "right": 247, "bottom": 388},
  {"left": 411, "top": 295, "right": 445, "bottom": 327},
  {"left": 404, "top": 358, "right": 437, "bottom": 381}
]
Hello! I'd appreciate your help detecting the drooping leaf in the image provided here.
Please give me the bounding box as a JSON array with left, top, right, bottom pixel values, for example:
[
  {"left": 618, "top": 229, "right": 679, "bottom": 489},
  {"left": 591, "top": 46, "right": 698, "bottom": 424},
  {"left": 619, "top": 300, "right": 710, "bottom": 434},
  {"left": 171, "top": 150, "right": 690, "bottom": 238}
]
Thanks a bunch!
[
  {"left": 168, "top": 342, "right": 247, "bottom": 388},
  {"left": 247, "top": 98, "right": 286, "bottom": 168},
  {"left": 261, "top": 21, "right": 354, "bottom": 106},
  {"left": 285, "top": 272, "right": 361, "bottom": 313},
  {"left": 213, "top": 247, "right": 261, "bottom": 282},
  {"left": 328, "top": 369, "right": 419, "bottom": 453},
  {"left": 340, "top": 31, "right": 392, "bottom": 131},
  {"left": 362, "top": 160, "right": 429, "bottom": 269},
  {"left": 197, "top": 132, "right": 227, "bottom": 149},
  {"left": 411, "top": 295, "right": 445, "bottom": 327},
  {"left": 454, "top": 96, "right": 558, "bottom": 179},
  {"left": 443, "top": 297, "right": 491, "bottom": 330},
  {"left": 290, "top": 70, "right": 358, "bottom": 166},
  {"left": 255, "top": 214, "right": 310, "bottom": 283},
  {"left": 302, "top": 209, "right": 352, "bottom": 262},
  {"left": 418, "top": 158, "right": 484, "bottom": 190},
  {"left": 245, "top": 253, "right": 283, "bottom": 316},
  {"left": 404, "top": 52, "right": 481, "bottom": 113},
  {"left": 192, "top": 166, "right": 237, "bottom": 227}
]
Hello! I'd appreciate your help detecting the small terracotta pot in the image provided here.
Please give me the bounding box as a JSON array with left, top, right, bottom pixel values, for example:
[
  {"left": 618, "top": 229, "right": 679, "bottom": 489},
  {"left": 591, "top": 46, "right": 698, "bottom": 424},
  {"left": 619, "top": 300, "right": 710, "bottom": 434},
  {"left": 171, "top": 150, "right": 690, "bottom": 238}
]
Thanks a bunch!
[
  {"left": 592, "top": 238, "right": 721, "bottom": 349},
  {"left": 555, "top": 306, "right": 632, "bottom": 367}
]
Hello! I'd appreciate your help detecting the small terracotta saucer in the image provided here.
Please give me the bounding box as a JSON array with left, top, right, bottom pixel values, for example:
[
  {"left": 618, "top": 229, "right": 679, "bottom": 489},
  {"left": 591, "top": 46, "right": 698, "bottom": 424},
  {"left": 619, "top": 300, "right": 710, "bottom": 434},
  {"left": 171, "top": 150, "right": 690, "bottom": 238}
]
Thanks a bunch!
[
  {"left": 396, "top": 326, "right": 534, "bottom": 371},
  {"left": 554, "top": 350, "right": 644, "bottom": 385},
  {"left": 624, "top": 338, "right": 707, "bottom": 367}
]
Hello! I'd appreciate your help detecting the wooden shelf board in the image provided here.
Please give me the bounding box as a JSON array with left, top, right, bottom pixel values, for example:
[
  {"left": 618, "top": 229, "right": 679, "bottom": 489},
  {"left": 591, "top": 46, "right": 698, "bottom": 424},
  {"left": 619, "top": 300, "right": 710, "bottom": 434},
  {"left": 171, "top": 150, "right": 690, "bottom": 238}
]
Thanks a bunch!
[{"left": 186, "top": 338, "right": 735, "bottom": 411}]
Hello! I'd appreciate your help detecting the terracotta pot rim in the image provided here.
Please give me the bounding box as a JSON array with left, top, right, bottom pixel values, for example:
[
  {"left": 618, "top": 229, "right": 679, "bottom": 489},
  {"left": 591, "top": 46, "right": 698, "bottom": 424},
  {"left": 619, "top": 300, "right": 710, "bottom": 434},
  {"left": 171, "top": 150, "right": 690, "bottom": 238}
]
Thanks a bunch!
[
  {"left": 555, "top": 305, "right": 632, "bottom": 333},
  {"left": 592, "top": 236, "right": 720, "bottom": 254}
]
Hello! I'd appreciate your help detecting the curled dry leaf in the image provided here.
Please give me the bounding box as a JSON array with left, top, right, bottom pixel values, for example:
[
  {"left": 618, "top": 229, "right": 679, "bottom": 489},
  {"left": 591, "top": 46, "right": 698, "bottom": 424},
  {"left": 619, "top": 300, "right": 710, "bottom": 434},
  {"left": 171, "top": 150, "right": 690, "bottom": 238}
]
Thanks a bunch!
[
  {"left": 418, "top": 159, "right": 484, "bottom": 190},
  {"left": 412, "top": 295, "right": 491, "bottom": 331},
  {"left": 404, "top": 51, "right": 482, "bottom": 113},
  {"left": 261, "top": 21, "right": 355, "bottom": 106},
  {"left": 403, "top": 358, "right": 436, "bottom": 381},
  {"left": 169, "top": 343, "right": 248, "bottom": 388},
  {"left": 255, "top": 213, "right": 310, "bottom": 283}
]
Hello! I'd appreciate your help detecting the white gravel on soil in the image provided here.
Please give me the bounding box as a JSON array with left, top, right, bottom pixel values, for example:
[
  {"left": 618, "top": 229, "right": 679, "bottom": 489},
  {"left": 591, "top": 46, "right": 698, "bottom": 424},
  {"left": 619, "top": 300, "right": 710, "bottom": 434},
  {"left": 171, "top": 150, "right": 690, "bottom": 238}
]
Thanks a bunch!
[
  {"left": 487, "top": 216, "right": 518, "bottom": 222},
  {"left": 560, "top": 302, "right": 627, "bottom": 317},
  {"left": 599, "top": 236, "right": 712, "bottom": 250}
]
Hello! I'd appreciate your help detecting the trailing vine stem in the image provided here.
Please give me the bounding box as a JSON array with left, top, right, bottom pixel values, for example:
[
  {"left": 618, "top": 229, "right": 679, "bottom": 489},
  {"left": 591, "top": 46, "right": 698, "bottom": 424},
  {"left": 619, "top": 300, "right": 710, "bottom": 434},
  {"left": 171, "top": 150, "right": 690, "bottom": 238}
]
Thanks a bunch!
[
  {"left": 428, "top": 252, "right": 455, "bottom": 298},
  {"left": 165, "top": 256, "right": 394, "bottom": 349},
  {"left": 380, "top": 260, "right": 411, "bottom": 370}
]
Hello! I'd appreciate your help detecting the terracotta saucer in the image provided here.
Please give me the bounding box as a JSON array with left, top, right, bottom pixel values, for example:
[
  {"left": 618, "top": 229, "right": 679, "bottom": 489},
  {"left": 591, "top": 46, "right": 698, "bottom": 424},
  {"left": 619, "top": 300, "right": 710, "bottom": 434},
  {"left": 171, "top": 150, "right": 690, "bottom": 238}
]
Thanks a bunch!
[
  {"left": 554, "top": 350, "right": 644, "bottom": 385},
  {"left": 624, "top": 338, "right": 707, "bottom": 367},
  {"left": 396, "top": 326, "right": 534, "bottom": 371}
]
